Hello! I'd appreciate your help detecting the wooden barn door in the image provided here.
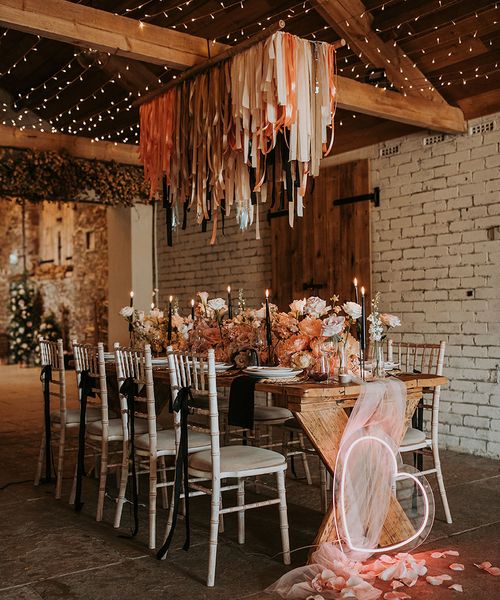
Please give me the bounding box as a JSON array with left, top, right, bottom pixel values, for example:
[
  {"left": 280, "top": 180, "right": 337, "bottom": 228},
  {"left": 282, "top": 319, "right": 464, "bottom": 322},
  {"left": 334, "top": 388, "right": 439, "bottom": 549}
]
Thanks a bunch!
[{"left": 270, "top": 159, "right": 371, "bottom": 310}]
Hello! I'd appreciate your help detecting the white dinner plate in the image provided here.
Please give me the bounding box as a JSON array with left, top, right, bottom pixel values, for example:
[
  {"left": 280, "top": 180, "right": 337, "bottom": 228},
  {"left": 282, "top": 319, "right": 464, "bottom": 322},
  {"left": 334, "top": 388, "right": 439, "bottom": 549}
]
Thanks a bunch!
[{"left": 243, "top": 366, "right": 302, "bottom": 379}]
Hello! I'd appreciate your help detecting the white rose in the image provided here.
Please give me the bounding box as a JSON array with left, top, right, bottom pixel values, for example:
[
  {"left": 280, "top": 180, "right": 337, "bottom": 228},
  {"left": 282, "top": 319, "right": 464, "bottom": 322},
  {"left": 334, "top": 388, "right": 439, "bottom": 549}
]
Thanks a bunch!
[
  {"left": 304, "top": 296, "right": 330, "bottom": 318},
  {"left": 208, "top": 298, "right": 227, "bottom": 313},
  {"left": 179, "top": 321, "right": 193, "bottom": 340},
  {"left": 321, "top": 316, "right": 345, "bottom": 337},
  {"left": 380, "top": 313, "right": 401, "bottom": 328},
  {"left": 342, "top": 301, "right": 362, "bottom": 320},
  {"left": 289, "top": 298, "right": 306, "bottom": 316},
  {"left": 150, "top": 307, "right": 164, "bottom": 319},
  {"left": 291, "top": 351, "right": 313, "bottom": 370},
  {"left": 120, "top": 306, "right": 134, "bottom": 318}
]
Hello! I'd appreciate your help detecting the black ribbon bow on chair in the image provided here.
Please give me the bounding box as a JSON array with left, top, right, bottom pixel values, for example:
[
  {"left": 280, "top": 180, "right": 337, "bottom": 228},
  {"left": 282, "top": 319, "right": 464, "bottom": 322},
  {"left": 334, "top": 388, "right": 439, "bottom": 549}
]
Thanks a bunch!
[
  {"left": 119, "top": 377, "right": 140, "bottom": 537},
  {"left": 40, "top": 365, "right": 53, "bottom": 483},
  {"left": 74, "top": 370, "right": 97, "bottom": 512},
  {"left": 157, "top": 385, "right": 192, "bottom": 560}
]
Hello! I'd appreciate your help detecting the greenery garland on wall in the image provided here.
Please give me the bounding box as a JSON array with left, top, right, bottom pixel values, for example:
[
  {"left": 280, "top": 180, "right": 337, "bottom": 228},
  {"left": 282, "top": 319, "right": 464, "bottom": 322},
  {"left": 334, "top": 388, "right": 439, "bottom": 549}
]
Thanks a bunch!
[{"left": 0, "top": 148, "right": 149, "bottom": 206}]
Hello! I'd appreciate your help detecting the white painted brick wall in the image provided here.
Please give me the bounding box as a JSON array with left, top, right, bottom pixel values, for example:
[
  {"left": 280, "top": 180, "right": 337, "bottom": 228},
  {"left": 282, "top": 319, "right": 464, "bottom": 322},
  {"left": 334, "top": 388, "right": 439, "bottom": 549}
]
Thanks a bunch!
[{"left": 157, "top": 111, "right": 500, "bottom": 459}]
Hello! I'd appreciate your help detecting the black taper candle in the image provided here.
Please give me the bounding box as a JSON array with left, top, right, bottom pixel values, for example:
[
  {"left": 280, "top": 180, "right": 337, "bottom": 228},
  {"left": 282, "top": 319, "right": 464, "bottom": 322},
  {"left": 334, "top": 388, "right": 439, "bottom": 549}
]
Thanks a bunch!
[
  {"left": 191, "top": 298, "right": 195, "bottom": 320},
  {"left": 265, "top": 289, "right": 273, "bottom": 364},
  {"left": 354, "top": 278, "right": 359, "bottom": 304},
  {"left": 227, "top": 286, "right": 233, "bottom": 319},
  {"left": 168, "top": 295, "right": 173, "bottom": 343},
  {"left": 129, "top": 291, "right": 134, "bottom": 334}
]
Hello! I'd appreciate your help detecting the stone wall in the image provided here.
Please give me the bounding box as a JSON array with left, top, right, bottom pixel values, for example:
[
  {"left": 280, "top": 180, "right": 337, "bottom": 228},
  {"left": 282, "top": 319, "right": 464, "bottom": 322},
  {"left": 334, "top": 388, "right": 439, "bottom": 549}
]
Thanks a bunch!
[
  {"left": 0, "top": 200, "right": 108, "bottom": 349},
  {"left": 157, "top": 111, "right": 500, "bottom": 459}
]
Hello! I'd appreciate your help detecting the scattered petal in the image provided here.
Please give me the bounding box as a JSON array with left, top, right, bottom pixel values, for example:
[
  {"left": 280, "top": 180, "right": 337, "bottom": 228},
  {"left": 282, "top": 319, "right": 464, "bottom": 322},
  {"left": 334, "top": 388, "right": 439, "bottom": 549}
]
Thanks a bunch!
[
  {"left": 475, "top": 562, "right": 500, "bottom": 576},
  {"left": 436, "top": 574, "right": 452, "bottom": 581},
  {"left": 444, "top": 550, "right": 460, "bottom": 557},
  {"left": 426, "top": 576, "right": 445, "bottom": 585},
  {"left": 449, "top": 584, "right": 463, "bottom": 592},
  {"left": 449, "top": 563, "right": 464, "bottom": 571},
  {"left": 384, "top": 592, "right": 411, "bottom": 600},
  {"left": 431, "top": 552, "right": 444, "bottom": 559},
  {"left": 391, "top": 581, "right": 404, "bottom": 589}
]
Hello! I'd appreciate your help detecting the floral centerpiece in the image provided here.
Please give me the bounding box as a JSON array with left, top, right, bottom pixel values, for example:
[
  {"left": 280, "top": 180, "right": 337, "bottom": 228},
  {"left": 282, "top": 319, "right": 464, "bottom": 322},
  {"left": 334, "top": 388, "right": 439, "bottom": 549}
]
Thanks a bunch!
[{"left": 120, "top": 290, "right": 400, "bottom": 379}]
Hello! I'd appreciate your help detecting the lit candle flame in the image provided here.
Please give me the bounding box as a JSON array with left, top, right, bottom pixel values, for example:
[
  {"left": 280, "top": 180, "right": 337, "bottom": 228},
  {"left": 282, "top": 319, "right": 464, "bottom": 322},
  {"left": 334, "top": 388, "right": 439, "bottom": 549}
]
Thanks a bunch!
[
  {"left": 265, "top": 289, "right": 269, "bottom": 298},
  {"left": 353, "top": 277, "right": 358, "bottom": 287},
  {"left": 191, "top": 298, "right": 195, "bottom": 306},
  {"left": 151, "top": 302, "right": 154, "bottom": 309},
  {"left": 130, "top": 290, "right": 134, "bottom": 298},
  {"left": 361, "top": 286, "right": 365, "bottom": 296},
  {"left": 169, "top": 295, "right": 173, "bottom": 303},
  {"left": 227, "top": 285, "right": 231, "bottom": 293}
]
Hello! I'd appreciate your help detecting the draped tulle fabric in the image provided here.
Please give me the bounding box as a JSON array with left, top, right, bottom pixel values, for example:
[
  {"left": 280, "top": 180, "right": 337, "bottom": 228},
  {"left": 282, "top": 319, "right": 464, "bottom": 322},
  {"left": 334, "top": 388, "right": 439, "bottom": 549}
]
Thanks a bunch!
[
  {"left": 139, "top": 32, "right": 337, "bottom": 242},
  {"left": 267, "top": 379, "right": 408, "bottom": 599}
]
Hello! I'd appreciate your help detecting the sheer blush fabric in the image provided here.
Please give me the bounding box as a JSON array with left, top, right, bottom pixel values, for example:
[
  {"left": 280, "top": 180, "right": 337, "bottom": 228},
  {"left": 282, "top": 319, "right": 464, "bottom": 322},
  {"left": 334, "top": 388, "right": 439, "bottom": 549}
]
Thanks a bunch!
[{"left": 267, "top": 379, "right": 407, "bottom": 599}]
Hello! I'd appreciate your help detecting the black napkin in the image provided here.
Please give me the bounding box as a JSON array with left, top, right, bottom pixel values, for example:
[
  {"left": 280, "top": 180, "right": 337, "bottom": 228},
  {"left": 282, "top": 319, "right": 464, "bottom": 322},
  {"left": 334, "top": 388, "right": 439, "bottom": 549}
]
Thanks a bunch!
[{"left": 228, "top": 375, "right": 258, "bottom": 430}]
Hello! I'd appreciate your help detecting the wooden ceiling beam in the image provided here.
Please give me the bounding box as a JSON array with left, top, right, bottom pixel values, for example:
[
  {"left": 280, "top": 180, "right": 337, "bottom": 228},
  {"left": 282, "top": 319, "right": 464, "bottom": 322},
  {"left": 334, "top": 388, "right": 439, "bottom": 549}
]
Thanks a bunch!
[
  {"left": 336, "top": 75, "right": 466, "bottom": 133},
  {"left": 0, "top": 0, "right": 466, "bottom": 134},
  {"left": 0, "top": 124, "right": 141, "bottom": 164},
  {"left": 312, "top": 0, "right": 447, "bottom": 104},
  {"left": 0, "top": 0, "right": 226, "bottom": 69}
]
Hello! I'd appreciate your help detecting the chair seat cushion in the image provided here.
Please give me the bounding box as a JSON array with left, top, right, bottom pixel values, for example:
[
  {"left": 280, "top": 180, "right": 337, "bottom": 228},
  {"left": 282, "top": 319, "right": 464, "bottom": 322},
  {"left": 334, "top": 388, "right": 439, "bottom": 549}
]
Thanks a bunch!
[
  {"left": 51, "top": 406, "right": 101, "bottom": 425},
  {"left": 87, "top": 418, "right": 149, "bottom": 438},
  {"left": 135, "top": 428, "right": 211, "bottom": 453},
  {"left": 189, "top": 445, "right": 285, "bottom": 475},
  {"left": 401, "top": 427, "right": 427, "bottom": 447},
  {"left": 254, "top": 406, "right": 293, "bottom": 422}
]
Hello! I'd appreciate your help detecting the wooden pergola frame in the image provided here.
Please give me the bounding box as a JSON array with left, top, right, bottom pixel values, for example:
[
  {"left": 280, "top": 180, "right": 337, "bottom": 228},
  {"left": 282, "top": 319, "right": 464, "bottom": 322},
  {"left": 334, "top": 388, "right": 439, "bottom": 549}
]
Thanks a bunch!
[{"left": 0, "top": 0, "right": 467, "bottom": 163}]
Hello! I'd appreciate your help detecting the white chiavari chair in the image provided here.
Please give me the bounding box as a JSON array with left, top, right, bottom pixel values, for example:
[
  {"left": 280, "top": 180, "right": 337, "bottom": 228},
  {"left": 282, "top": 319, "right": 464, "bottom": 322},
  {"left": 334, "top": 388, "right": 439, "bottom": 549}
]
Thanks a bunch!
[
  {"left": 34, "top": 339, "right": 100, "bottom": 498},
  {"left": 163, "top": 348, "right": 290, "bottom": 587},
  {"left": 69, "top": 342, "right": 124, "bottom": 520},
  {"left": 388, "top": 339, "right": 452, "bottom": 523},
  {"left": 113, "top": 345, "right": 211, "bottom": 550}
]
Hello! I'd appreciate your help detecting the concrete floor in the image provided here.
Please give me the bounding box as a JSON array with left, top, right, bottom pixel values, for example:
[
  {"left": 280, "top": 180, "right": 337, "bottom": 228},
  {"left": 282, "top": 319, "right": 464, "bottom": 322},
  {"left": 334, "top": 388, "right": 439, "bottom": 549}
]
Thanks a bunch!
[{"left": 0, "top": 364, "right": 499, "bottom": 599}]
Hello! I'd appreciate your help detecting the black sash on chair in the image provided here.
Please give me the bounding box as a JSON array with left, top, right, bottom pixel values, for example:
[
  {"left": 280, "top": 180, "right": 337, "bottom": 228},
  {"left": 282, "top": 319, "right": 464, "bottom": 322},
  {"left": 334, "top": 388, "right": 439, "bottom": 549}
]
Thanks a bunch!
[
  {"left": 74, "top": 370, "right": 97, "bottom": 512},
  {"left": 119, "top": 377, "right": 140, "bottom": 537},
  {"left": 40, "top": 365, "right": 53, "bottom": 483},
  {"left": 156, "top": 385, "right": 192, "bottom": 559}
]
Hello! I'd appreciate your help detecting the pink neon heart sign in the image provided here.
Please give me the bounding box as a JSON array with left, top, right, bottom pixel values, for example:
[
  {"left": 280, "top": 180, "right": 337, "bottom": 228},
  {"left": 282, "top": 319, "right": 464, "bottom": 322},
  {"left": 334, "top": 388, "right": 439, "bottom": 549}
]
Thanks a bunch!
[{"left": 336, "top": 435, "right": 431, "bottom": 554}]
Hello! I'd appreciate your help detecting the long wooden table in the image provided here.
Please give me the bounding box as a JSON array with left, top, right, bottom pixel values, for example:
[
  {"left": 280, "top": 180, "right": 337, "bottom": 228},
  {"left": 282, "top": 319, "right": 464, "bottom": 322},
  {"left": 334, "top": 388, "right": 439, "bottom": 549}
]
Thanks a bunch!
[
  {"left": 106, "top": 363, "right": 447, "bottom": 554},
  {"left": 219, "top": 372, "right": 448, "bottom": 554}
]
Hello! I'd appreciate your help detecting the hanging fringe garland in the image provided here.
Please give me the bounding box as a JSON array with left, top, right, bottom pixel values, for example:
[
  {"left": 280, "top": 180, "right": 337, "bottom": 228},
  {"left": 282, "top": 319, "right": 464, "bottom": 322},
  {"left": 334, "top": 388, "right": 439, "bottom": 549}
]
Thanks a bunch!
[{"left": 139, "top": 31, "right": 337, "bottom": 244}]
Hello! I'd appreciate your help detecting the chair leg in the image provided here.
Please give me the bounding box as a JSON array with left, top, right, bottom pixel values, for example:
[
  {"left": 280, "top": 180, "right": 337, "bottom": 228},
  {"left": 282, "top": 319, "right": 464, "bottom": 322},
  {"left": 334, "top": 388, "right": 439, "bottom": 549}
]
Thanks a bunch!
[
  {"left": 158, "top": 456, "right": 169, "bottom": 510},
  {"left": 207, "top": 478, "right": 221, "bottom": 587},
  {"left": 34, "top": 431, "right": 45, "bottom": 486},
  {"left": 432, "top": 444, "right": 452, "bottom": 524},
  {"left": 298, "top": 433, "right": 313, "bottom": 485},
  {"left": 276, "top": 470, "right": 291, "bottom": 565},
  {"left": 55, "top": 426, "right": 66, "bottom": 499},
  {"left": 237, "top": 478, "right": 245, "bottom": 544},
  {"left": 114, "top": 441, "right": 129, "bottom": 529},
  {"left": 97, "top": 438, "right": 109, "bottom": 522},
  {"left": 149, "top": 456, "right": 158, "bottom": 549}
]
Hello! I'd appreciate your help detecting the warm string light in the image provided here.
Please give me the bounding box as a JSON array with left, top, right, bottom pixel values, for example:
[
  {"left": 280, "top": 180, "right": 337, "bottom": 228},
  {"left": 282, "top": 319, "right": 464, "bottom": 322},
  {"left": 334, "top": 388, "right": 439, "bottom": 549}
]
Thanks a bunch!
[{"left": 0, "top": 36, "right": 41, "bottom": 77}]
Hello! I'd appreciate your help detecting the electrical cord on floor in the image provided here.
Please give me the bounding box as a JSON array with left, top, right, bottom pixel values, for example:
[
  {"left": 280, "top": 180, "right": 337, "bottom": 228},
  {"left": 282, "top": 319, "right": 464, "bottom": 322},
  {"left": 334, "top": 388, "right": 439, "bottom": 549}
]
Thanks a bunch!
[{"left": 0, "top": 479, "right": 32, "bottom": 490}]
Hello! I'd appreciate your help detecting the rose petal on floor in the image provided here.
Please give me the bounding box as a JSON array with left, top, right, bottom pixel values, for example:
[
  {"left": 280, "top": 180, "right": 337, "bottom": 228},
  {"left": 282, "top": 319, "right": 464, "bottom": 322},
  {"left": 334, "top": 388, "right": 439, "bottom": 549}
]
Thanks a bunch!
[
  {"left": 391, "top": 581, "right": 404, "bottom": 589},
  {"left": 444, "top": 551, "right": 460, "bottom": 557},
  {"left": 449, "top": 584, "right": 463, "bottom": 592},
  {"left": 474, "top": 562, "right": 500, "bottom": 575},
  {"left": 431, "top": 552, "right": 444, "bottom": 559},
  {"left": 449, "top": 563, "right": 464, "bottom": 571},
  {"left": 426, "top": 576, "right": 446, "bottom": 585}
]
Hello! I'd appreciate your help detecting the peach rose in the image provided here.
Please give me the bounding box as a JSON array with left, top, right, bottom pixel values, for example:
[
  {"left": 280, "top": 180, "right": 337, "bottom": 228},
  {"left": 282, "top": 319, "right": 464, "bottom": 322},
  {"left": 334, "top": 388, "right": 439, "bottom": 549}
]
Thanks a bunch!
[{"left": 299, "top": 317, "right": 323, "bottom": 338}]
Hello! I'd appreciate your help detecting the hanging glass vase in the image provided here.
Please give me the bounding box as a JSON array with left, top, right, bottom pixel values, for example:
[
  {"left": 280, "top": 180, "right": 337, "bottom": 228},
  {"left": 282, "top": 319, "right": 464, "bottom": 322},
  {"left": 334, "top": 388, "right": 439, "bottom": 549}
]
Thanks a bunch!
[{"left": 373, "top": 340, "right": 385, "bottom": 379}]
